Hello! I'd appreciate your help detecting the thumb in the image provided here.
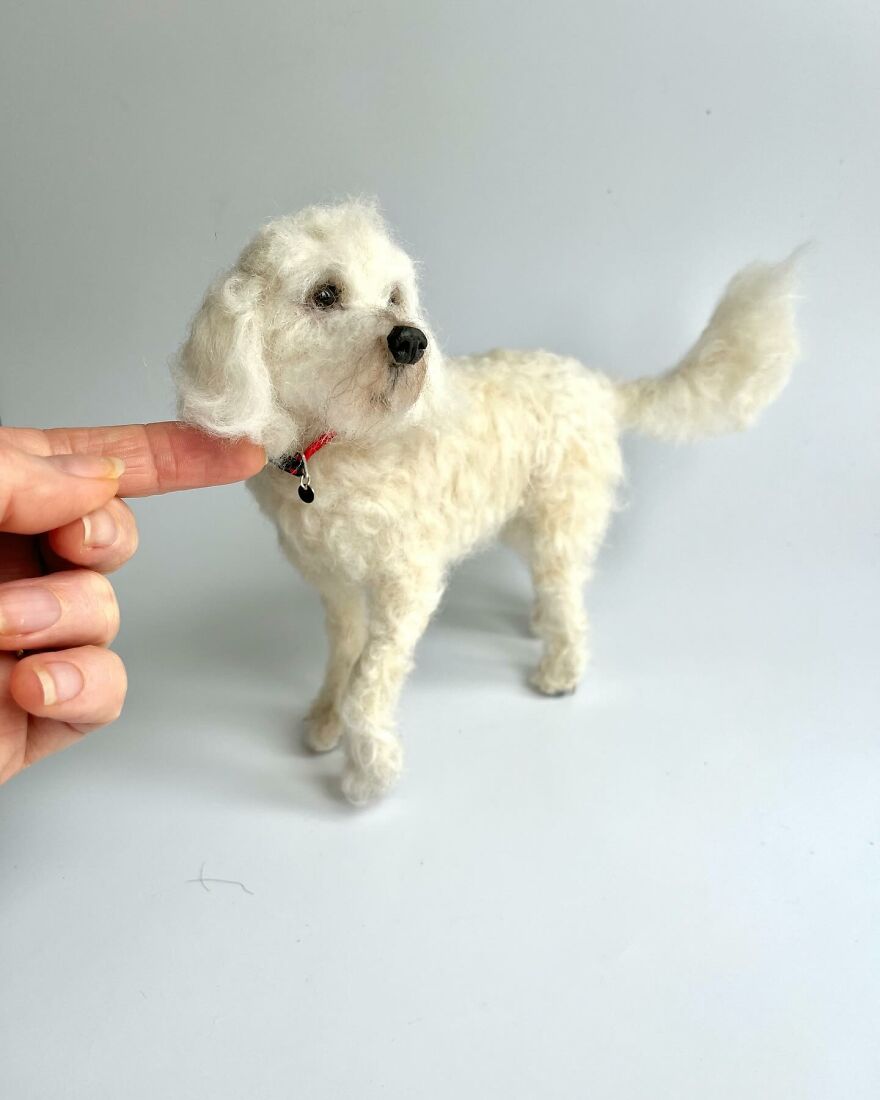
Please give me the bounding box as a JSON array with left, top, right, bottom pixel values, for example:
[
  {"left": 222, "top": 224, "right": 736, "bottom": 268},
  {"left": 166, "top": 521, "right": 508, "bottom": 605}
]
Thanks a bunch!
[{"left": 0, "top": 445, "right": 124, "bottom": 535}]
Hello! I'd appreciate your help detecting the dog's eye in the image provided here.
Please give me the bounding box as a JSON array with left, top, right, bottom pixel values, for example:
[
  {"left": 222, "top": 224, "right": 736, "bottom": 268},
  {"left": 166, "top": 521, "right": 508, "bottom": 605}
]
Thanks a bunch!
[
  {"left": 312, "top": 284, "right": 341, "bottom": 309},
  {"left": 388, "top": 286, "right": 402, "bottom": 308}
]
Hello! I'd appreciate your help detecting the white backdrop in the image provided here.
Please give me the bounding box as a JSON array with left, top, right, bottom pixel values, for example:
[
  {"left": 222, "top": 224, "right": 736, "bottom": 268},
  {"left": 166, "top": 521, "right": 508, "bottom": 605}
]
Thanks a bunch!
[{"left": 1, "top": 3, "right": 878, "bottom": 1098}]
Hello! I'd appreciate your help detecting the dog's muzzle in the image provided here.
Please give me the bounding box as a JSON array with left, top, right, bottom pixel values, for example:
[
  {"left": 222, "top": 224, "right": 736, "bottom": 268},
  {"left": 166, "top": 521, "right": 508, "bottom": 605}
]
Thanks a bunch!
[{"left": 387, "top": 325, "right": 428, "bottom": 366}]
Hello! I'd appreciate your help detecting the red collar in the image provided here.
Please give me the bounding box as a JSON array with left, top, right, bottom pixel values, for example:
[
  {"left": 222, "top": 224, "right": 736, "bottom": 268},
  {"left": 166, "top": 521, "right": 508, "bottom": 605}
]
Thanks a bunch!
[{"left": 275, "top": 431, "right": 336, "bottom": 503}]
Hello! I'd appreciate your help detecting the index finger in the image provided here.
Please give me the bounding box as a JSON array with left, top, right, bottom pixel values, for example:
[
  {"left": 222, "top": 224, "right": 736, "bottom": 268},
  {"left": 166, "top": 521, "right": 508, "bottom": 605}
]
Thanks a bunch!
[{"left": 0, "top": 422, "right": 266, "bottom": 497}]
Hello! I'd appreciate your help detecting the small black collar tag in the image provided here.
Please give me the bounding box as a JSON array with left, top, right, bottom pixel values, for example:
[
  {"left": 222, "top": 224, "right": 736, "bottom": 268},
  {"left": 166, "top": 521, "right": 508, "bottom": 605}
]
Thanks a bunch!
[{"left": 274, "top": 432, "right": 335, "bottom": 504}]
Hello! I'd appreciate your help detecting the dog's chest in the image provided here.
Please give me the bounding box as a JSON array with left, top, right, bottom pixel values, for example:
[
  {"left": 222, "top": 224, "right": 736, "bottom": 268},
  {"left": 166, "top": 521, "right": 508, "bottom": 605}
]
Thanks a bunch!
[
  {"left": 249, "top": 441, "right": 525, "bottom": 585},
  {"left": 250, "top": 464, "right": 430, "bottom": 583}
]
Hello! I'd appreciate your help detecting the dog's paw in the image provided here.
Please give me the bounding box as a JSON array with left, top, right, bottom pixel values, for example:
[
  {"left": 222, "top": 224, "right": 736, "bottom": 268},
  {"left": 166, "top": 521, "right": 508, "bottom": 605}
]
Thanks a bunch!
[
  {"left": 304, "top": 701, "right": 342, "bottom": 753},
  {"left": 341, "top": 729, "right": 403, "bottom": 806},
  {"left": 530, "top": 649, "right": 585, "bottom": 697}
]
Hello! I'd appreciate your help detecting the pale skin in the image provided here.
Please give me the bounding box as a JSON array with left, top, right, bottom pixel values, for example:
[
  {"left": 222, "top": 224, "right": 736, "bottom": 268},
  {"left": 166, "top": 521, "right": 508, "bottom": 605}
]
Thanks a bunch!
[{"left": 0, "top": 422, "right": 265, "bottom": 784}]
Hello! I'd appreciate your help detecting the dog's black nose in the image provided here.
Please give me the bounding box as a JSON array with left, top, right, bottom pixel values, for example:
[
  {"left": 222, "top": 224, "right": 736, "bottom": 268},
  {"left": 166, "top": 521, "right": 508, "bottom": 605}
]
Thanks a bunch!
[{"left": 387, "top": 325, "right": 428, "bottom": 366}]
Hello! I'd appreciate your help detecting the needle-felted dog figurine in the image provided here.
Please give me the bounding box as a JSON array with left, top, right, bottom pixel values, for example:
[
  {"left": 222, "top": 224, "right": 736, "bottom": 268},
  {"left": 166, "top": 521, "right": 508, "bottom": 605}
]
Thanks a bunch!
[{"left": 175, "top": 201, "right": 799, "bottom": 805}]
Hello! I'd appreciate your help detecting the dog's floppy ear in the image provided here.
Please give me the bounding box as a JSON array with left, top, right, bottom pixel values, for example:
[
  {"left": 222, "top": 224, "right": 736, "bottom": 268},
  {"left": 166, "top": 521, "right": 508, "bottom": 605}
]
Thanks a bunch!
[{"left": 175, "top": 268, "right": 279, "bottom": 445}]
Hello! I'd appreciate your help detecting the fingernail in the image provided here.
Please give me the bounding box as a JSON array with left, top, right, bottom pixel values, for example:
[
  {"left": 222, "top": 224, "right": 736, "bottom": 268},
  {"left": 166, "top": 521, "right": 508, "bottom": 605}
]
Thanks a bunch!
[
  {"left": 35, "top": 662, "right": 84, "bottom": 706},
  {"left": 47, "top": 453, "right": 125, "bottom": 480},
  {"left": 0, "top": 586, "right": 62, "bottom": 636},
  {"left": 82, "top": 507, "right": 118, "bottom": 548}
]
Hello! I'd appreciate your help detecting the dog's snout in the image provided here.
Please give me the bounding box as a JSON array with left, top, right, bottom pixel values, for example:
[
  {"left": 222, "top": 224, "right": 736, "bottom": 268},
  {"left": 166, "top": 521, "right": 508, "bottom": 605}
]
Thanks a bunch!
[{"left": 387, "top": 325, "right": 427, "bottom": 366}]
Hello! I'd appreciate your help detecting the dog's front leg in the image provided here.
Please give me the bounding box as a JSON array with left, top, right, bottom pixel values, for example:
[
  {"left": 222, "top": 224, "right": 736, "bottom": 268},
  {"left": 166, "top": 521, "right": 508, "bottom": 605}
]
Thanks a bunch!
[
  {"left": 304, "top": 584, "right": 368, "bottom": 753},
  {"left": 339, "top": 572, "right": 444, "bottom": 805}
]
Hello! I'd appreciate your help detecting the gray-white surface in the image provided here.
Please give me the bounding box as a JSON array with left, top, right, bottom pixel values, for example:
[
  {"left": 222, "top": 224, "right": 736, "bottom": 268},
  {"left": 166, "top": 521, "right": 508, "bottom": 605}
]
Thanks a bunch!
[{"left": 1, "top": 2, "right": 878, "bottom": 1097}]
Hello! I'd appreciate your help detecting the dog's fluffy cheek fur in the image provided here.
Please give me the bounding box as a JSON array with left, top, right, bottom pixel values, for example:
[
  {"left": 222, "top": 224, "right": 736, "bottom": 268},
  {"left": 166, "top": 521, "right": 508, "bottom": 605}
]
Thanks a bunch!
[{"left": 267, "top": 315, "right": 431, "bottom": 443}]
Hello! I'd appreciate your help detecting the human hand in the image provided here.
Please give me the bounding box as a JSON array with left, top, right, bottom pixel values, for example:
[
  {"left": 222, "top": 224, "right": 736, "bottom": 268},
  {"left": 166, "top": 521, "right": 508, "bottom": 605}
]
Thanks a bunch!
[{"left": 0, "top": 422, "right": 264, "bottom": 783}]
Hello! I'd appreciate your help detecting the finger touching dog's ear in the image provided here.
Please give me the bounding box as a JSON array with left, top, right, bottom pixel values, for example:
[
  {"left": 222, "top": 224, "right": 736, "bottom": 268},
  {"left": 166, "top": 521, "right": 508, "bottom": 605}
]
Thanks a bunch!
[{"left": 174, "top": 268, "right": 275, "bottom": 444}]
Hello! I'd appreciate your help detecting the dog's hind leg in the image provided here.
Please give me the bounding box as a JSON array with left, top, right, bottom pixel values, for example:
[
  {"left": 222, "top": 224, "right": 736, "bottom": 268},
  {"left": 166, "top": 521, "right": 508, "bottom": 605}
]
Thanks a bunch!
[
  {"left": 338, "top": 570, "right": 445, "bottom": 805},
  {"left": 527, "top": 540, "right": 590, "bottom": 696},
  {"left": 304, "top": 583, "right": 368, "bottom": 752},
  {"left": 519, "top": 465, "right": 616, "bottom": 696}
]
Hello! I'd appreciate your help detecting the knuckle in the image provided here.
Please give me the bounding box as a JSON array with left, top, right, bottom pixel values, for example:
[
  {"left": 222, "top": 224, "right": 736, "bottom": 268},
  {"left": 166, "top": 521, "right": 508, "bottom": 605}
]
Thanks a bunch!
[
  {"left": 0, "top": 452, "right": 17, "bottom": 529},
  {"left": 80, "top": 650, "right": 127, "bottom": 726},
  {"left": 81, "top": 569, "right": 120, "bottom": 638},
  {"left": 115, "top": 500, "right": 139, "bottom": 556},
  {"left": 109, "top": 654, "right": 128, "bottom": 720},
  {"left": 115, "top": 653, "right": 129, "bottom": 697}
]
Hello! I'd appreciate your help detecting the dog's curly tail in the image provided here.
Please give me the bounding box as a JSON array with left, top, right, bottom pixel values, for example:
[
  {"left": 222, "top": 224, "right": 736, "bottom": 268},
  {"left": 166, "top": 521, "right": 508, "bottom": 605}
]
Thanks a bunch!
[{"left": 616, "top": 249, "right": 803, "bottom": 441}]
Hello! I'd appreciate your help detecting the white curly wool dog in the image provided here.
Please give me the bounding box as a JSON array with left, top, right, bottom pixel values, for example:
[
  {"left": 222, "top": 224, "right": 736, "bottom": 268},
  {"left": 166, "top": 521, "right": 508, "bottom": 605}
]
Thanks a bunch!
[{"left": 175, "top": 201, "right": 799, "bottom": 805}]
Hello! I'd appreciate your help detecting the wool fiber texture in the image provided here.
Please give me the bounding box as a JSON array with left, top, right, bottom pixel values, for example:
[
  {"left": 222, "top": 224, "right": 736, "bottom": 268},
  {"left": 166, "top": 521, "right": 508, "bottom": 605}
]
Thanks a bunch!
[{"left": 175, "top": 201, "right": 800, "bottom": 805}]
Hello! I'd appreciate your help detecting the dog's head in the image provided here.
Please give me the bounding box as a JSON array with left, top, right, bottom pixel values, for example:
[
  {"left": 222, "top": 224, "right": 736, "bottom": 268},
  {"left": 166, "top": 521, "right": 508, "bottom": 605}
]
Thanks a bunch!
[{"left": 175, "top": 201, "right": 440, "bottom": 457}]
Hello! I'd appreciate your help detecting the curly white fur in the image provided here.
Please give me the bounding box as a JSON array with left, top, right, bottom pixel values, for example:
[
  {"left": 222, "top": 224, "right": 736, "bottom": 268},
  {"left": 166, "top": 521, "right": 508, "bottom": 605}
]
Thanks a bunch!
[{"left": 175, "top": 200, "right": 800, "bottom": 805}]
